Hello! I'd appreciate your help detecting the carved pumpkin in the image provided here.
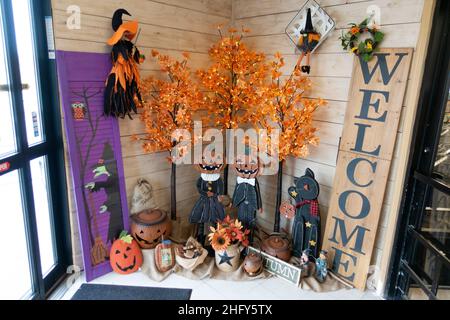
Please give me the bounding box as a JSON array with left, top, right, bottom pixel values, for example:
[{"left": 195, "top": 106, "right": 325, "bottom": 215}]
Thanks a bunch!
[
  {"left": 195, "top": 150, "right": 224, "bottom": 174},
  {"left": 233, "top": 154, "right": 260, "bottom": 179},
  {"left": 130, "top": 209, "right": 172, "bottom": 249},
  {"left": 110, "top": 231, "right": 143, "bottom": 274},
  {"left": 280, "top": 201, "right": 295, "bottom": 219}
]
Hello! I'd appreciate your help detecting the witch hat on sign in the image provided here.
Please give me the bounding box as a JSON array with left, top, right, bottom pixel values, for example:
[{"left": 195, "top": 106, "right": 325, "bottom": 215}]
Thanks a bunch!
[
  {"left": 296, "top": 8, "right": 321, "bottom": 74},
  {"left": 104, "top": 9, "right": 145, "bottom": 119}
]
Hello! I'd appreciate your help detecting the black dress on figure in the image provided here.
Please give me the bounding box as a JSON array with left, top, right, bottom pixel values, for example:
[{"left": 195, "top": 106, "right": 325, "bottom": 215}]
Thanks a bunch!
[{"left": 189, "top": 175, "right": 225, "bottom": 242}]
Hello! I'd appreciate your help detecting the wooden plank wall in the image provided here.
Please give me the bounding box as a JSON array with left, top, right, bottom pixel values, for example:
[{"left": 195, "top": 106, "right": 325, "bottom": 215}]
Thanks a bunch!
[
  {"left": 232, "top": 0, "right": 425, "bottom": 272},
  {"left": 51, "top": 0, "right": 231, "bottom": 266}
]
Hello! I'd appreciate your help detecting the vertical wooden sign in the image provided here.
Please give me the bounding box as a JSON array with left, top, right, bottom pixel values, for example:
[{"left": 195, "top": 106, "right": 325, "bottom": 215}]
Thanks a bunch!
[{"left": 322, "top": 48, "right": 413, "bottom": 289}]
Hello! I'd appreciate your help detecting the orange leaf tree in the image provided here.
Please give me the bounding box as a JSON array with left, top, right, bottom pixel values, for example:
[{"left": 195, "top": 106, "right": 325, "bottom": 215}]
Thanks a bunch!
[
  {"left": 251, "top": 53, "right": 326, "bottom": 232},
  {"left": 197, "top": 27, "right": 268, "bottom": 194},
  {"left": 135, "top": 50, "right": 203, "bottom": 220}
]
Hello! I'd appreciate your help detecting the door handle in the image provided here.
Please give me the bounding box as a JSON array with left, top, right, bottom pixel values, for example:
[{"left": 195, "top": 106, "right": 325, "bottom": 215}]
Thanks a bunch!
[{"left": 0, "top": 83, "right": 30, "bottom": 91}]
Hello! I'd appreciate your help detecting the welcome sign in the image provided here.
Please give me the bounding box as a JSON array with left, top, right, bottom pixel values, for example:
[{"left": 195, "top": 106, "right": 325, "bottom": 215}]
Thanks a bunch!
[{"left": 322, "top": 49, "right": 413, "bottom": 289}]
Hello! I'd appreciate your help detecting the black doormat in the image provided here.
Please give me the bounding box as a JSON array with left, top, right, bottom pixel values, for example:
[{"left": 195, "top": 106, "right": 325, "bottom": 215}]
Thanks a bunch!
[{"left": 71, "top": 284, "right": 192, "bottom": 300}]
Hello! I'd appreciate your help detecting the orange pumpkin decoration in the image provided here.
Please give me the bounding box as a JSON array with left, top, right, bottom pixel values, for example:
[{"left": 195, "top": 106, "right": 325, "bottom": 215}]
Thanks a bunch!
[
  {"left": 110, "top": 231, "right": 143, "bottom": 274},
  {"left": 280, "top": 201, "right": 295, "bottom": 220},
  {"left": 130, "top": 209, "right": 172, "bottom": 249}
]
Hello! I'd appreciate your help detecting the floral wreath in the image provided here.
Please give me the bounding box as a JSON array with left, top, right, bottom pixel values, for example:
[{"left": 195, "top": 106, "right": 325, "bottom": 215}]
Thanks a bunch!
[{"left": 339, "top": 18, "right": 384, "bottom": 62}]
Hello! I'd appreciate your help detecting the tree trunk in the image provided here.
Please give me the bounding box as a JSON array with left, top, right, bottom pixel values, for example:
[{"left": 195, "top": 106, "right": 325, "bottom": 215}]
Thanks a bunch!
[
  {"left": 223, "top": 165, "right": 229, "bottom": 195},
  {"left": 170, "top": 162, "right": 177, "bottom": 220},
  {"left": 273, "top": 160, "right": 284, "bottom": 232}
]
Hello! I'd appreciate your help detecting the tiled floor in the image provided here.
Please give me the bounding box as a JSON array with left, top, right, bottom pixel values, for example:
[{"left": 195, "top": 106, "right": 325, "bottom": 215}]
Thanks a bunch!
[{"left": 57, "top": 270, "right": 382, "bottom": 300}]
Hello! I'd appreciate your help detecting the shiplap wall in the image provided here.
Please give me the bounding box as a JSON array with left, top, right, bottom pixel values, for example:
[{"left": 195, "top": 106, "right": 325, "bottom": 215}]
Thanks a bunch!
[
  {"left": 51, "top": 0, "right": 231, "bottom": 267},
  {"left": 233, "top": 0, "right": 425, "bottom": 272}
]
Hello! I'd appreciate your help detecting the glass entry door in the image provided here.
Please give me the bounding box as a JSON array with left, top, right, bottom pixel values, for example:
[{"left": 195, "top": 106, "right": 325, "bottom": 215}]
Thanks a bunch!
[
  {"left": 0, "top": 0, "right": 70, "bottom": 299},
  {"left": 387, "top": 0, "right": 450, "bottom": 300}
]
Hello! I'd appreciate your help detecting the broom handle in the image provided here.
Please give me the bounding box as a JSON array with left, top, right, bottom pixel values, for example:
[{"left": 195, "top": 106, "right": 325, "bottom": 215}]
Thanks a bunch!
[{"left": 88, "top": 190, "right": 100, "bottom": 237}]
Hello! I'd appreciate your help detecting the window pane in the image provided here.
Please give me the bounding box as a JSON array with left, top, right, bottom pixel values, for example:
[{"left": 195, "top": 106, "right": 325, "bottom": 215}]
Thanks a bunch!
[
  {"left": 30, "top": 157, "right": 56, "bottom": 275},
  {"left": 12, "top": 0, "right": 44, "bottom": 146},
  {"left": 0, "top": 7, "right": 17, "bottom": 158},
  {"left": 422, "top": 188, "right": 450, "bottom": 249},
  {"left": 0, "top": 170, "right": 32, "bottom": 299},
  {"left": 433, "top": 85, "right": 450, "bottom": 183}
]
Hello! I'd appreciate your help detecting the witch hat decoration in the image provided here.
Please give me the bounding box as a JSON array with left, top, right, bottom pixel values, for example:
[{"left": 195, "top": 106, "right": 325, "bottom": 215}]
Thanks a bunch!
[
  {"left": 104, "top": 9, "right": 144, "bottom": 119},
  {"left": 296, "top": 8, "right": 321, "bottom": 74},
  {"left": 302, "top": 8, "right": 315, "bottom": 33}
]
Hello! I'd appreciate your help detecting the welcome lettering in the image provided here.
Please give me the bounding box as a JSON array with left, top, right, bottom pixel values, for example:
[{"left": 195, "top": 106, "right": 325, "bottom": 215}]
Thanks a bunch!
[{"left": 322, "top": 49, "right": 413, "bottom": 289}]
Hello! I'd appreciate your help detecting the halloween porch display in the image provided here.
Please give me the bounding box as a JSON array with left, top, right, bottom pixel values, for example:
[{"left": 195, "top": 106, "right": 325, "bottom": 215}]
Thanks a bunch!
[
  {"left": 130, "top": 209, "right": 172, "bottom": 249},
  {"left": 175, "top": 237, "right": 208, "bottom": 271},
  {"left": 130, "top": 178, "right": 157, "bottom": 215},
  {"left": 315, "top": 250, "right": 328, "bottom": 283},
  {"left": 285, "top": 0, "right": 335, "bottom": 74},
  {"left": 339, "top": 17, "right": 384, "bottom": 62},
  {"left": 243, "top": 251, "right": 263, "bottom": 277},
  {"left": 135, "top": 51, "right": 203, "bottom": 226},
  {"left": 110, "top": 231, "right": 143, "bottom": 275},
  {"left": 208, "top": 217, "right": 250, "bottom": 272},
  {"left": 197, "top": 27, "right": 269, "bottom": 194},
  {"left": 261, "top": 233, "right": 291, "bottom": 262},
  {"left": 104, "top": 9, "right": 144, "bottom": 119},
  {"left": 189, "top": 153, "right": 225, "bottom": 246},
  {"left": 155, "top": 239, "right": 176, "bottom": 273},
  {"left": 286, "top": 168, "right": 321, "bottom": 258},
  {"left": 231, "top": 150, "right": 262, "bottom": 245},
  {"left": 85, "top": 142, "right": 124, "bottom": 244}
]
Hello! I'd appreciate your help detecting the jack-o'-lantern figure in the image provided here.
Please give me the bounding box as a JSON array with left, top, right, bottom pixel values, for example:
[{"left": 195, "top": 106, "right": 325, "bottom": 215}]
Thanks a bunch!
[
  {"left": 110, "top": 231, "right": 143, "bottom": 274},
  {"left": 231, "top": 148, "right": 262, "bottom": 245},
  {"left": 189, "top": 150, "right": 226, "bottom": 245},
  {"left": 233, "top": 153, "right": 260, "bottom": 179},
  {"left": 130, "top": 209, "right": 172, "bottom": 249},
  {"left": 195, "top": 152, "right": 224, "bottom": 174}
]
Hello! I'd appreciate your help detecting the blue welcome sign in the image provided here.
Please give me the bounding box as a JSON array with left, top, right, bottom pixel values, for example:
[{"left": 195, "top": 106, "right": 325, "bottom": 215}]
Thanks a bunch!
[{"left": 322, "top": 49, "right": 413, "bottom": 290}]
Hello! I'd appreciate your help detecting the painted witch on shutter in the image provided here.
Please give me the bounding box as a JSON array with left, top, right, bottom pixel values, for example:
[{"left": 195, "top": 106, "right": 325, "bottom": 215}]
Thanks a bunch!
[
  {"left": 231, "top": 147, "right": 262, "bottom": 245},
  {"left": 287, "top": 168, "right": 321, "bottom": 258},
  {"left": 189, "top": 150, "right": 226, "bottom": 245},
  {"left": 104, "top": 9, "right": 144, "bottom": 118},
  {"left": 85, "top": 142, "right": 124, "bottom": 244}
]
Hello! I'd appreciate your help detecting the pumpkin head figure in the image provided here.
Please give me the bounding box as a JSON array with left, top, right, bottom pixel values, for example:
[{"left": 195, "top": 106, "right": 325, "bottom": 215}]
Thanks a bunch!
[
  {"left": 110, "top": 231, "right": 143, "bottom": 274},
  {"left": 195, "top": 149, "right": 224, "bottom": 174},
  {"left": 233, "top": 153, "right": 260, "bottom": 179}
]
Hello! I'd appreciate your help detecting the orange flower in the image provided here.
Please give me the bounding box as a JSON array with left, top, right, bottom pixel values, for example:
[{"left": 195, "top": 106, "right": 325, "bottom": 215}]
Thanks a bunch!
[
  {"left": 210, "top": 231, "right": 231, "bottom": 251},
  {"left": 350, "top": 27, "right": 360, "bottom": 35}
]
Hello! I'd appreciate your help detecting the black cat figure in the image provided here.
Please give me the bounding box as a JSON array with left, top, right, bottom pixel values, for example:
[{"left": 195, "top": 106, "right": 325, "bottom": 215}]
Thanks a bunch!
[{"left": 288, "top": 168, "right": 320, "bottom": 258}]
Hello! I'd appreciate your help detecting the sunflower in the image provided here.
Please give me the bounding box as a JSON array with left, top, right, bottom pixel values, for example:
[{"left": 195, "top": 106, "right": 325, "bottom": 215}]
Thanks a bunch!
[{"left": 210, "top": 232, "right": 231, "bottom": 251}]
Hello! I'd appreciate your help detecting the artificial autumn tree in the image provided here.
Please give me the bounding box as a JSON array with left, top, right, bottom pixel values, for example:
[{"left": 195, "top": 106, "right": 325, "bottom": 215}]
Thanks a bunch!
[
  {"left": 135, "top": 50, "right": 203, "bottom": 220},
  {"left": 252, "top": 53, "right": 326, "bottom": 232},
  {"left": 197, "top": 27, "right": 268, "bottom": 194}
]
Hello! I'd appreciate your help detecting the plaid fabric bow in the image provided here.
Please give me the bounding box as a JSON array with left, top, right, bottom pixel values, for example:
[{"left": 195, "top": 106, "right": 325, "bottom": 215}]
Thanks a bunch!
[{"left": 295, "top": 199, "right": 319, "bottom": 216}]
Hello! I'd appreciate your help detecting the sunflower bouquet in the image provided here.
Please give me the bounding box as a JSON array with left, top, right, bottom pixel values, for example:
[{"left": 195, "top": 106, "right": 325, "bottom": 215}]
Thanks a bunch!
[{"left": 208, "top": 216, "right": 250, "bottom": 251}]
